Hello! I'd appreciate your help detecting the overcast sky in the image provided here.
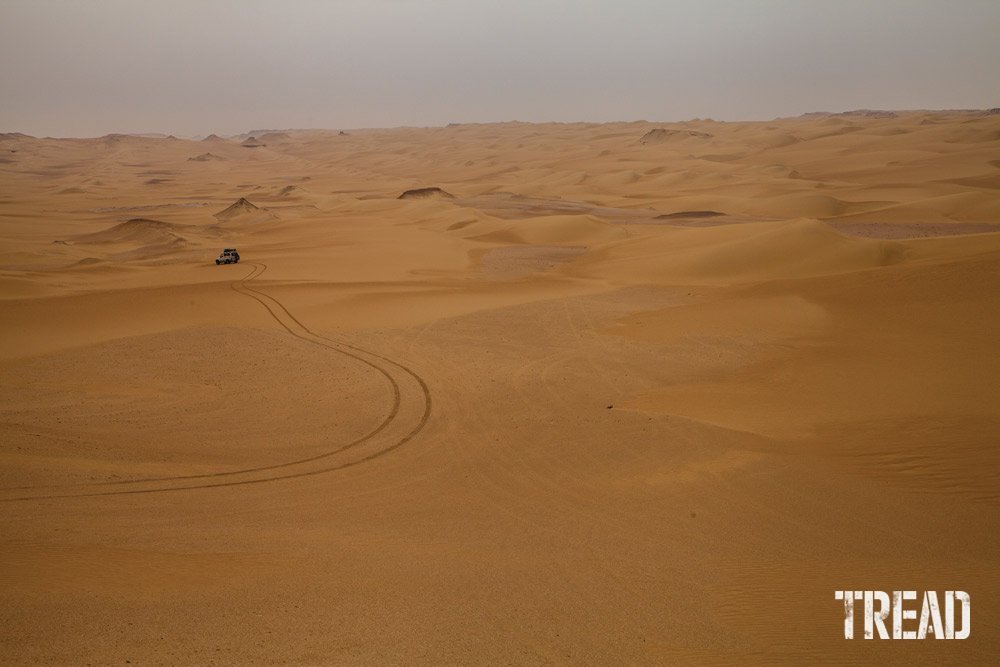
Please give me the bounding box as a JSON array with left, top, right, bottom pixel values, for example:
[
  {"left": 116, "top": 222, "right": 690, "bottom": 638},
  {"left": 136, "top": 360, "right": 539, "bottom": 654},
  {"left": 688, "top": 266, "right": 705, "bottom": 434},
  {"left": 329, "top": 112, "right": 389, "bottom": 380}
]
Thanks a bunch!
[{"left": 1, "top": 0, "right": 997, "bottom": 137}]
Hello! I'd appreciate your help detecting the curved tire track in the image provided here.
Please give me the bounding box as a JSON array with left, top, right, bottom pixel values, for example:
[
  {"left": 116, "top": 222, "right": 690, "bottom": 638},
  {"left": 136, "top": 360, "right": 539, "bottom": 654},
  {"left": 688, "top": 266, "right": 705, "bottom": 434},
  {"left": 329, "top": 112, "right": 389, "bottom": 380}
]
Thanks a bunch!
[{"left": 1, "top": 262, "right": 431, "bottom": 502}]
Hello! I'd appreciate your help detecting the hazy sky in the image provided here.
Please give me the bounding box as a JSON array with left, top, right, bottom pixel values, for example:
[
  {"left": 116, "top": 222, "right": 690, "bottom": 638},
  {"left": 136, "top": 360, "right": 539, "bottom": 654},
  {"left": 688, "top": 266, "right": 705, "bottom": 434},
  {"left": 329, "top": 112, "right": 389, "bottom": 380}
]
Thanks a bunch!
[{"left": 1, "top": 0, "right": 997, "bottom": 137}]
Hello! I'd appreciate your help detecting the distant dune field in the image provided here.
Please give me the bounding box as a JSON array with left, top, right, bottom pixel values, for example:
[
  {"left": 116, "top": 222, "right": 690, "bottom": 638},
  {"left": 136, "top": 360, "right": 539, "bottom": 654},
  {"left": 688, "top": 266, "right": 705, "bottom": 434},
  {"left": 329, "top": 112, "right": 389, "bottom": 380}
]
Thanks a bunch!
[{"left": 1, "top": 112, "right": 999, "bottom": 663}]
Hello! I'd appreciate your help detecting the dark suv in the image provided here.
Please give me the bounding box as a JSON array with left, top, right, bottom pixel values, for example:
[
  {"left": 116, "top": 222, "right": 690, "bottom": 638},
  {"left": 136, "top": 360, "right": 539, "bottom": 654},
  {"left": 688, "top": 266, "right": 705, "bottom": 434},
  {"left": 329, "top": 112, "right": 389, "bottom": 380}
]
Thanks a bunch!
[{"left": 215, "top": 248, "right": 240, "bottom": 265}]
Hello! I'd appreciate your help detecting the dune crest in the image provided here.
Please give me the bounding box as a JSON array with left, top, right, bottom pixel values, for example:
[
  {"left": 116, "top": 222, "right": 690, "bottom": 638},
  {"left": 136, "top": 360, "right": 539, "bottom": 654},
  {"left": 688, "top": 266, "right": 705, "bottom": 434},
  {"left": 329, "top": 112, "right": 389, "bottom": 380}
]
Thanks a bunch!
[
  {"left": 74, "top": 218, "right": 188, "bottom": 245},
  {"left": 398, "top": 186, "right": 454, "bottom": 200},
  {"left": 258, "top": 132, "right": 291, "bottom": 143},
  {"left": 639, "top": 128, "right": 712, "bottom": 143},
  {"left": 213, "top": 197, "right": 275, "bottom": 222},
  {"left": 188, "top": 152, "right": 225, "bottom": 162}
]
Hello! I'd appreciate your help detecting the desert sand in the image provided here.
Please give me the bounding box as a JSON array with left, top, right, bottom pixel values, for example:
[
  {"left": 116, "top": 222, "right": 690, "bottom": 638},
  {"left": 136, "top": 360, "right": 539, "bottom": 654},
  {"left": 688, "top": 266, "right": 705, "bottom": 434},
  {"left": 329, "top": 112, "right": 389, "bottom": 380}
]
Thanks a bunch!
[{"left": 1, "top": 111, "right": 999, "bottom": 663}]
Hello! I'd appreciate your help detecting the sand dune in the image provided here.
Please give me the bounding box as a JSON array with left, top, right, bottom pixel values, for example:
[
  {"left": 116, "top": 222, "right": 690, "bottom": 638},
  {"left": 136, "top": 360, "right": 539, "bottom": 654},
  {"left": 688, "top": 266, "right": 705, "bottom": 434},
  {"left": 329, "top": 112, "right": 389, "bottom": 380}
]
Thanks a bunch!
[
  {"left": 639, "top": 127, "right": 712, "bottom": 143},
  {"left": 257, "top": 132, "right": 291, "bottom": 143},
  {"left": 277, "top": 185, "right": 305, "bottom": 197},
  {"left": 187, "top": 152, "right": 225, "bottom": 162},
  {"left": 74, "top": 217, "right": 189, "bottom": 245},
  {"left": 213, "top": 197, "right": 275, "bottom": 223},
  {"left": 64, "top": 217, "right": 220, "bottom": 266},
  {"left": 398, "top": 186, "right": 455, "bottom": 199},
  {"left": 469, "top": 213, "right": 627, "bottom": 246},
  {"left": 1, "top": 112, "right": 999, "bottom": 664},
  {"left": 578, "top": 218, "right": 910, "bottom": 285}
]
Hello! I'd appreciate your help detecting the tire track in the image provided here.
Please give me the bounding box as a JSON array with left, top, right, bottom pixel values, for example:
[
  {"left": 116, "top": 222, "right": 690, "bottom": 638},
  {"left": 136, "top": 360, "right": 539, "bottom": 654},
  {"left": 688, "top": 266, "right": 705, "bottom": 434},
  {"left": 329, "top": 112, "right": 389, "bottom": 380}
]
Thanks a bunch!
[
  {"left": 1, "top": 262, "right": 432, "bottom": 501},
  {"left": 4, "top": 263, "right": 401, "bottom": 491}
]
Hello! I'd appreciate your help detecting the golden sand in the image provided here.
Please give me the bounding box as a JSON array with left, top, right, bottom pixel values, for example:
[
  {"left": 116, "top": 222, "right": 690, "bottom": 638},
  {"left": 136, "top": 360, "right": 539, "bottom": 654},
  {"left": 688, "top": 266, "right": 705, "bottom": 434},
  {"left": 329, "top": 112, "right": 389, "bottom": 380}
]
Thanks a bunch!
[{"left": 1, "top": 112, "right": 998, "bottom": 663}]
